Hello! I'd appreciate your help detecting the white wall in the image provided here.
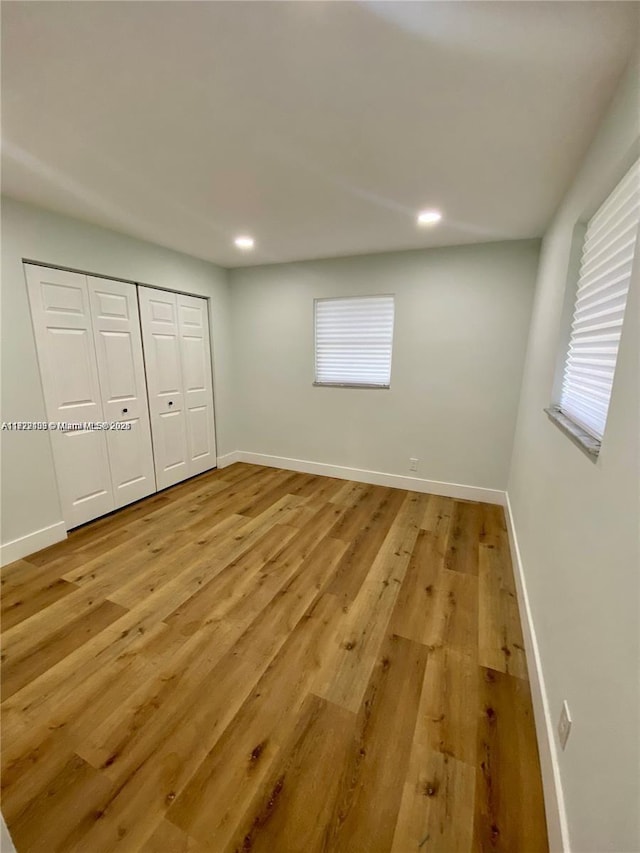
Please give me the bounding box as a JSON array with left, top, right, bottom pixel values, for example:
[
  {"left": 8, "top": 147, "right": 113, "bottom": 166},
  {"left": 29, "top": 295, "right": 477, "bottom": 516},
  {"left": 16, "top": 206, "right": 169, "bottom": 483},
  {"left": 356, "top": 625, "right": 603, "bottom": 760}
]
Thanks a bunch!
[
  {"left": 229, "top": 240, "right": 539, "bottom": 493},
  {"left": 0, "top": 812, "right": 16, "bottom": 853},
  {"left": 508, "top": 53, "right": 640, "bottom": 853},
  {"left": 0, "top": 196, "right": 233, "bottom": 555}
]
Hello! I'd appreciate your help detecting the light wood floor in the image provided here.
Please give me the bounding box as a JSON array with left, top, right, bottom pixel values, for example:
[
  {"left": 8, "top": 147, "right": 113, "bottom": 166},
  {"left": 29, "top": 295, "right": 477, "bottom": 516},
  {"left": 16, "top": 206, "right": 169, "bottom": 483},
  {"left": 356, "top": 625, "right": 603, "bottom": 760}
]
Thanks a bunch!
[{"left": 1, "top": 463, "right": 548, "bottom": 852}]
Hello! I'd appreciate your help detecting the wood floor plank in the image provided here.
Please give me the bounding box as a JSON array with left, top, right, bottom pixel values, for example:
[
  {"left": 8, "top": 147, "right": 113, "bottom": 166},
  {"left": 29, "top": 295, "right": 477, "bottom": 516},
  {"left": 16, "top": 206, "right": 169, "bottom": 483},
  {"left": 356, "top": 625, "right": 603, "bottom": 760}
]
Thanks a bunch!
[
  {"left": 287, "top": 472, "right": 343, "bottom": 502},
  {"left": 1, "top": 557, "right": 48, "bottom": 582},
  {"left": 479, "top": 504, "right": 517, "bottom": 592},
  {"left": 322, "top": 633, "right": 430, "bottom": 853},
  {"left": 421, "top": 494, "right": 454, "bottom": 532},
  {"left": 1, "top": 556, "right": 227, "bottom": 742},
  {"left": 168, "top": 593, "right": 343, "bottom": 850},
  {"left": 25, "top": 463, "right": 250, "bottom": 569},
  {"left": 445, "top": 500, "right": 481, "bottom": 575},
  {"left": 214, "top": 462, "right": 270, "bottom": 486},
  {"left": 164, "top": 498, "right": 349, "bottom": 641},
  {"left": 388, "top": 495, "right": 452, "bottom": 643},
  {"left": 141, "top": 820, "right": 207, "bottom": 852},
  {"left": 47, "top": 465, "right": 278, "bottom": 578},
  {"left": 329, "top": 479, "right": 371, "bottom": 507},
  {"left": 1, "top": 558, "right": 56, "bottom": 591},
  {"left": 74, "top": 518, "right": 334, "bottom": 776},
  {"left": 327, "top": 483, "right": 393, "bottom": 543},
  {"left": 162, "top": 523, "right": 299, "bottom": 637},
  {"left": 392, "top": 748, "right": 476, "bottom": 853},
  {"left": 68, "top": 542, "right": 342, "bottom": 853},
  {"left": 0, "top": 464, "right": 548, "bottom": 852},
  {"left": 194, "top": 466, "right": 291, "bottom": 520},
  {"left": 314, "top": 491, "right": 428, "bottom": 712},
  {"left": 0, "top": 514, "right": 245, "bottom": 674},
  {"left": 62, "top": 509, "right": 245, "bottom": 587},
  {"left": 20, "top": 465, "right": 246, "bottom": 573},
  {"left": 479, "top": 543, "right": 527, "bottom": 678},
  {"left": 1, "top": 599, "right": 127, "bottom": 699},
  {"left": 105, "top": 493, "right": 306, "bottom": 611},
  {"left": 224, "top": 693, "right": 356, "bottom": 853},
  {"left": 473, "top": 667, "right": 548, "bottom": 852},
  {"left": 1, "top": 626, "right": 167, "bottom": 821},
  {"left": 420, "top": 646, "right": 478, "bottom": 766},
  {"left": 424, "top": 568, "right": 479, "bottom": 652},
  {"left": 1, "top": 575, "right": 78, "bottom": 632},
  {"left": 325, "top": 486, "right": 407, "bottom": 606},
  {"left": 65, "top": 537, "right": 349, "bottom": 850},
  {"left": 235, "top": 470, "right": 318, "bottom": 517},
  {"left": 6, "top": 754, "right": 113, "bottom": 853}
]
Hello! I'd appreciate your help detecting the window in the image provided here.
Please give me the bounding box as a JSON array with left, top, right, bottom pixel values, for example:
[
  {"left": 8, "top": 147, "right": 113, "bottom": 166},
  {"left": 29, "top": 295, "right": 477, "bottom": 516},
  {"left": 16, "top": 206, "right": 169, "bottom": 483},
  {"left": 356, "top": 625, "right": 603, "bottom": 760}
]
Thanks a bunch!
[
  {"left": 559, "top": 158, "right": 639, "bottom": 441},
  {"left": 314, "top": 295, "right": 395, "bottom": 388}
]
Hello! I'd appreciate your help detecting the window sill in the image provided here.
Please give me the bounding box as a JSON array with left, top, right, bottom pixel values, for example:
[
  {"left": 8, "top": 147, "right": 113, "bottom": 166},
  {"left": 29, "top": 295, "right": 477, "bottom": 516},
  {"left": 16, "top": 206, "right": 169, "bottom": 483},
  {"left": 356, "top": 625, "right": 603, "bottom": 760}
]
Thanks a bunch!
[
  {"left": 544, "top": 406, "right": 600, "bottom": 460},
  {"left": 313, "top": 382, "right": 390, "bottom": 389}
]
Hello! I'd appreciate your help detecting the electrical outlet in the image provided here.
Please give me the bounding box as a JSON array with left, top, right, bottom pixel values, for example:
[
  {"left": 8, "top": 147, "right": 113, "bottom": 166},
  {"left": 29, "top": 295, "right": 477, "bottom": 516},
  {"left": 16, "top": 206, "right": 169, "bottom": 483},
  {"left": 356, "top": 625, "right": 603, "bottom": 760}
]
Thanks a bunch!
[
  {"left": 558, "top": 700, "right": 572, "bottom": 750},
  {"left": 409, "top": 457, "right": 418, "bottom": 472}
]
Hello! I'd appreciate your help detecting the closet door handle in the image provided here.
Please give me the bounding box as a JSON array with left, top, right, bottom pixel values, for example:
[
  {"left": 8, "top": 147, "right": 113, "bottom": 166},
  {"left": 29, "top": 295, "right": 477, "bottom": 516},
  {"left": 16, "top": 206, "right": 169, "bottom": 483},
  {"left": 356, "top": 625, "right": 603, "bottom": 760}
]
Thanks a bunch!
[
  {"left": 168, "top": 401, "right": 174, "bottom": 406},
  {"left": 122, "top": 407, "right": 128, "bottom": 414}
]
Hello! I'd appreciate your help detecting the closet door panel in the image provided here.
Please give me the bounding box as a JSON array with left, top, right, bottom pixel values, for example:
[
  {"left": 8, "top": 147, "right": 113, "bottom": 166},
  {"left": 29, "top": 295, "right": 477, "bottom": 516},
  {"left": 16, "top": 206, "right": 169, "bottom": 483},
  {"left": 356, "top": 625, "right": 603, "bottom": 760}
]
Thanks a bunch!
[
  {"left": 138, "top": 287, "right": 189, "bottom": 489},
  {"left": 153, "top": 334, "right": 183, "bottom": 399},
  {"left": 158, "top": 407, "right": 188, "bottom": 469},
  {"left": 178, "top": 293, "right": 217, "bottom": 476},
  {"left": 56, "top": 430, "right": 114, "bottom": 521},
  {"left": 24, "top": 264, "right": 114, "bottom": 528},
  {"left": 87, "top": 277, "right": 156, "bottom": 507}
]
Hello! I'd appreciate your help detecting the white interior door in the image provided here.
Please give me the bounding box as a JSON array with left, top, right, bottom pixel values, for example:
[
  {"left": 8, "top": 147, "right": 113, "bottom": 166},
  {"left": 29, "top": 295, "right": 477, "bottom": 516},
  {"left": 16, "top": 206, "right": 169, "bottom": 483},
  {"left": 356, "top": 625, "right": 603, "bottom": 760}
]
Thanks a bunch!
[
  {"left": 177, "top": 293, "right": 217, "bottom": 476},
  {"left": 25, "top": 264, "right": 115, "bottom": 528},
  {"left": 138, "top": 286, "right": 189, "bottom": 489},
  {"left": 87, "top": 277, "right": 156, "bottom": 507}
]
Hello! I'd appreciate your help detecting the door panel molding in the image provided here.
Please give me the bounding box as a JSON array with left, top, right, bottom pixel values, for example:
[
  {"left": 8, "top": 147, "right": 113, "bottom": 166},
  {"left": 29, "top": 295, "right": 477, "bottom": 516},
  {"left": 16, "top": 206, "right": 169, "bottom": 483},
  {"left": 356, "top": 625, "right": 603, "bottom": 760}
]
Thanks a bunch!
[
  {"left": 139, "top": 286, "right": 217, "bottom": 489},
  {"left": 87, "top": 276, "right": 157, "bottom": 508},
  {"left": 24, "top": 264, "right": 115, "bottom": 528}
]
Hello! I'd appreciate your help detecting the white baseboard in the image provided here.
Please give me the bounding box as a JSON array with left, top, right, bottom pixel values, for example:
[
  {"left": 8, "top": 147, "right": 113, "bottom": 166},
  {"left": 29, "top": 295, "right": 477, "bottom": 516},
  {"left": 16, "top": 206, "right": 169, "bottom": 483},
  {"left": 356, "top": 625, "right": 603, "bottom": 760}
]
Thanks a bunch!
[
  {"left": 216, "top": 451, "right": 241, "bottom": 469},
  {"left": 0, "top": 520, "right": 67, "bottom": 568},
  {"left": 504, "top": 493, "right": 570, "bottom": 853},
  {"left": 227, "top": 450, "right": 506, "bottom": 505}
]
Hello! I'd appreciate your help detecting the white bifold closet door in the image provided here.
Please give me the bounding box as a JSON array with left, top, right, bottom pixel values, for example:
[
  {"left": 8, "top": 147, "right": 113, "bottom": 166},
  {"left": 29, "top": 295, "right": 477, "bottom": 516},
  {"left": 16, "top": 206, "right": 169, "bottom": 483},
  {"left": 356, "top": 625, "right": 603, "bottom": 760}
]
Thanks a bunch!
[
  {"left": 138, "top": 286, "right": 217, "bottom": 490},
  {"left": 86, "top": 276, "right": 156, "bottom": 507},
  {"left": 25, "top": 264, "right": 156, "bottom": 529}
]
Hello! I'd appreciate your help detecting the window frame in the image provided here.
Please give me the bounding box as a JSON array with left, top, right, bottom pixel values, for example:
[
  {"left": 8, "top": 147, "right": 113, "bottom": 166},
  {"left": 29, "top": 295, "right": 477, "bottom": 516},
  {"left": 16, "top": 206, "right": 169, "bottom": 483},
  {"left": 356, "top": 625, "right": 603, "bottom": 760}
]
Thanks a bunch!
[
  {"left": 313, "top": 293, "right": 395, "bottom": 389},
  {"left": 547, "top": 156, "right": 639, "bottom": 458}
]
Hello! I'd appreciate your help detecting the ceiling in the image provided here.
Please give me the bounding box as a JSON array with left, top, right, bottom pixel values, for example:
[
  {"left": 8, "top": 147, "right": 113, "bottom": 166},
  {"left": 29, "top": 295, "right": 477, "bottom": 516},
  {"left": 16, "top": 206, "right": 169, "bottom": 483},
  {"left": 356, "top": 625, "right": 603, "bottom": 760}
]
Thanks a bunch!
[{"left": 2, "top": 2, "right": 638, "bottom": 268}]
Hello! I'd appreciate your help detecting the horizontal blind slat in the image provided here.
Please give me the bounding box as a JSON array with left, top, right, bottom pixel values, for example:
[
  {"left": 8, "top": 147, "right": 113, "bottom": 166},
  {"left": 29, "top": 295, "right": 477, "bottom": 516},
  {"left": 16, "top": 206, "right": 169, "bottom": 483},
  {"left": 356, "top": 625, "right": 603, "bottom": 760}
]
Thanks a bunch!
[
  {"left": 315, "top": 295, "right": 395, "bottom": 386},
  {"left": 574, "top": 258, "right": 635, "bottom": 299},
  {"left": 575, "top": 267, "right": 633, "bottom": 305},
  {"left": 560, "top": 158, "right": 638, "bottom": 439},
  {"left": 561, "top": 392, "right": 609, "bottom": 419},
  {"left": 561, "top": 389, "right": 610, "bottom": 417},
  {"left": 561, "top": 392, "right": 609, "bottom": 420},
  {"left": 580, "top": 240, "right": 635, "bottom": 287},
  {"left": 583, "top": 201, "right": 640, "bottom": 258},
  {"left": 587, "top": 166, "right": 640, "bottom": 238}
]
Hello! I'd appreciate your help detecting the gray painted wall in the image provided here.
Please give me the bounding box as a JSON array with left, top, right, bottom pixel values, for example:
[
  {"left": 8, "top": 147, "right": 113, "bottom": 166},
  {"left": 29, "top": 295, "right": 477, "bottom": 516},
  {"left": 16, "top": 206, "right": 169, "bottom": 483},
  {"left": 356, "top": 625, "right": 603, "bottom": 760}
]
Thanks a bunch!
[
  {"left": 1, "top": 196, "right": 233, "bottom": 549},
  {"left": 508, "top": 52, "right": 640, "bottom": 853},
  {"left": 229, "top": 240, "right": 539, "bottom": 491},
  {"left": 0, "top": 812, "right": 17, "bottom": 853}
]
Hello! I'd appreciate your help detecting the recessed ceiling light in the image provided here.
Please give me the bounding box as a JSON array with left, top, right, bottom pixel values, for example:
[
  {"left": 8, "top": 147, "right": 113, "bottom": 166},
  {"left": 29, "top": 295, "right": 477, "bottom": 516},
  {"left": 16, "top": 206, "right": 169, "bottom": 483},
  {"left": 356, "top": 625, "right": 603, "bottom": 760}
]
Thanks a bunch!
[
  {"left": 234, "top": 235, "right": 255, "bottom": 250},
  {"left": 417, "top": 209, "right": 442, "bottom": 226}
]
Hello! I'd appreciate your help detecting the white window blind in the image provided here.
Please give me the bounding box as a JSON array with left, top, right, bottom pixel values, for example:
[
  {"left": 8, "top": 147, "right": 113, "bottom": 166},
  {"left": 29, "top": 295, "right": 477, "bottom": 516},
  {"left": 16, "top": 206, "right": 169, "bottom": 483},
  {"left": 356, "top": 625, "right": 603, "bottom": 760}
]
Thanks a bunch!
[
  {"left": 560, "top": 158, "right": 640, "bottom": 440},
  {"left": 314, "top": 295, "right": 395, "bottom": 387}
]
